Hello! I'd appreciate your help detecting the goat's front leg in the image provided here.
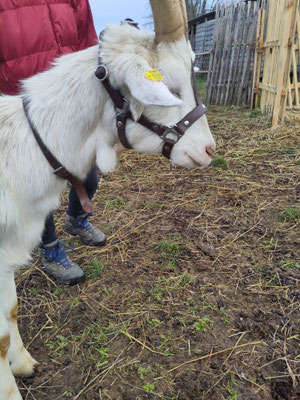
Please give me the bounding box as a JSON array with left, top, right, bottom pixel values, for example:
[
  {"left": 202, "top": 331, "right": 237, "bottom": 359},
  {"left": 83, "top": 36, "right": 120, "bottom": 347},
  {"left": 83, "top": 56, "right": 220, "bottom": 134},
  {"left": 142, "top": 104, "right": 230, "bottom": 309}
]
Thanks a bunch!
[
  {"left": 0, "top": 274, "right": 22, "bottom": 400},
  {"left": 6, "top": 272, "right": 38, "bottom": 377},
  {"left": 0, "top": 271, "right": 38, "bottom": 399}
]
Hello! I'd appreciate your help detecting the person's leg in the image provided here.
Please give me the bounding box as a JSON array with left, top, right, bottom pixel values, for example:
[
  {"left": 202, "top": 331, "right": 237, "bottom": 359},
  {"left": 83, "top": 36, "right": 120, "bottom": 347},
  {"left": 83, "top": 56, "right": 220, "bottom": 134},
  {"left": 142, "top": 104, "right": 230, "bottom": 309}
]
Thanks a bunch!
[
  {"left": 65, "top": 165, "right": 106, "bottom": 246},
  {"left": 39, "top": 214, "right": 85, "bottom": 285},
  {"left": 40, "top": 213, "right": 58, "bottom": 247},
  {"left": 67, "top": 164, "right": 98, "bottom": 218}
]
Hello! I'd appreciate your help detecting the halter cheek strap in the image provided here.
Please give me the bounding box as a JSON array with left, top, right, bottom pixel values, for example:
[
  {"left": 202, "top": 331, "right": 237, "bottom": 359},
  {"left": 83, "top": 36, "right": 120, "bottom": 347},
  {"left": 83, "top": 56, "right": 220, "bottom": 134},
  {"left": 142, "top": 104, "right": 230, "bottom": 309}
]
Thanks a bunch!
[{"left": 95, "top": 58, "right": 207, "bottom": 160}]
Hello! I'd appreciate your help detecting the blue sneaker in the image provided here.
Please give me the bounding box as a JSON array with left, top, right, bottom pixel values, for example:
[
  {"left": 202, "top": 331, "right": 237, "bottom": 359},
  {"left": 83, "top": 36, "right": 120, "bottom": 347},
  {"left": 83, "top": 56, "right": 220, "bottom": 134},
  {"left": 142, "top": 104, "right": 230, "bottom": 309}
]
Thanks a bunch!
[
  {"left": 64, "top": 213, "right": 106, "bottom": 246},
  {"left": 39, "top": 241, "right": 85, "bottom": 285}
]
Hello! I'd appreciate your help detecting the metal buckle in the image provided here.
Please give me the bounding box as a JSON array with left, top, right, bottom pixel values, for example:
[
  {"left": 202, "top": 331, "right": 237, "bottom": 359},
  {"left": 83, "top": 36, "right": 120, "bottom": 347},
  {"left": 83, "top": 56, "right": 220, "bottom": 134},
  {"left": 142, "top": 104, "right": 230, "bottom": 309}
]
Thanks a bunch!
[
  {"left": 94, "top": 64, "right": 108, "bottom": 81},
  {"left": 161, "top": 126, "right": 183, "bottom": 143}
]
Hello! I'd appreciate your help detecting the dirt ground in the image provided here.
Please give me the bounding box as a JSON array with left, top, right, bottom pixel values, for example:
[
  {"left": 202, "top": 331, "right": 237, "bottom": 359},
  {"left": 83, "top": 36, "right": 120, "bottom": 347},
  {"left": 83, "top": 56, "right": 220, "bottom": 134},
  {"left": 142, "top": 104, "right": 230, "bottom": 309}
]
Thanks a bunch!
[{"left": 17, "top": 106, "right": 299, "bottom": 400}]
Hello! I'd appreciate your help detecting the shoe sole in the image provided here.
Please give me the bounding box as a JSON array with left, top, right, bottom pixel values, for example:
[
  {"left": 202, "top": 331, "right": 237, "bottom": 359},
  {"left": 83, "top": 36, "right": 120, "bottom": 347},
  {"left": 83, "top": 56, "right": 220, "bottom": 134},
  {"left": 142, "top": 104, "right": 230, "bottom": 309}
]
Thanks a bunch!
[
  {"left": 45, "top": 271, "right": 86, "bottom": 286},
  {"left": 65, "top": 227, "right": 107, "bottom": 247}
]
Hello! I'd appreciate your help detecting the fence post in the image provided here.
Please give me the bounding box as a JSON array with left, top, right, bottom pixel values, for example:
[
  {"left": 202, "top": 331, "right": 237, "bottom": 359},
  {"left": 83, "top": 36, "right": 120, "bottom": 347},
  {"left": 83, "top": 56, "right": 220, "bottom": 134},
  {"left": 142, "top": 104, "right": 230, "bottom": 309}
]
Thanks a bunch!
[
  {"left": 251, "top": 7, "right": 265, "bottom": 109},
  {"left": 272, "top": 0, "right": 299, "bottom": 125}
]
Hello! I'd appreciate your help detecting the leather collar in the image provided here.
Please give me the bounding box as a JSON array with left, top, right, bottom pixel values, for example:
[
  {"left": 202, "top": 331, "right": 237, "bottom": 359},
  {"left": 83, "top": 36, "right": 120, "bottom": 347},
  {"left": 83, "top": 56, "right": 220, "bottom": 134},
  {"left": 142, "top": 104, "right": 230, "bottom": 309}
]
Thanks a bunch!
[{"left": 22, "top": 98, "right": 93, "bottom": 213}]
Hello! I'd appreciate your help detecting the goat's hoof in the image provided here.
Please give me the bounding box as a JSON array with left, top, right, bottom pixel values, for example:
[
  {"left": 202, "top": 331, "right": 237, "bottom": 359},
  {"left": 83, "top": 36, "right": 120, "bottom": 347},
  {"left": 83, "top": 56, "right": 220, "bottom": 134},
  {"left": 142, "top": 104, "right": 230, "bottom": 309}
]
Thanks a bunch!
[{"left": 10, "top": 348, "right": 38, "bottom": 377}]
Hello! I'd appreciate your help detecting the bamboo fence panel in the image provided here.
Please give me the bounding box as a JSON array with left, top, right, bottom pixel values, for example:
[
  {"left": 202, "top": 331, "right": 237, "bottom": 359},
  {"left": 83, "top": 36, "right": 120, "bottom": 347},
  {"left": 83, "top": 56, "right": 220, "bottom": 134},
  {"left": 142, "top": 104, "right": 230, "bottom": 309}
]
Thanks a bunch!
[
  {"left": 206, "top": 1, "right": 261, "bottom": 106},
  {"left": 286, "top": 3, "right": 300, "bottom": 115},
  {"left": 252, "top": 0, "right": 300, "bottom": 125}
]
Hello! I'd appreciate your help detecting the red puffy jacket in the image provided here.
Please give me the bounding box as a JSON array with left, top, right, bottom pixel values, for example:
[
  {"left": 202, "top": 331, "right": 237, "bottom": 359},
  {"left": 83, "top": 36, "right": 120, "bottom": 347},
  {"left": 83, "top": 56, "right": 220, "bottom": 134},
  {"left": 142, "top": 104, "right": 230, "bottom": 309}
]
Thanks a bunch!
[{"left": 0, "top": 0, "right": 98, "bottom": 95}]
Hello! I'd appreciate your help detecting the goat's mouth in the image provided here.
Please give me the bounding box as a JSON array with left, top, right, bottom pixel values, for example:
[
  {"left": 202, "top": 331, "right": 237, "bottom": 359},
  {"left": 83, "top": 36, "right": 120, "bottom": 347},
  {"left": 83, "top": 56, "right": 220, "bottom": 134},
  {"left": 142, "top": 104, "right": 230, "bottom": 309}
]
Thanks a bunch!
[{"left": 185, "top": 152, "right": 211, "bottom": 168}]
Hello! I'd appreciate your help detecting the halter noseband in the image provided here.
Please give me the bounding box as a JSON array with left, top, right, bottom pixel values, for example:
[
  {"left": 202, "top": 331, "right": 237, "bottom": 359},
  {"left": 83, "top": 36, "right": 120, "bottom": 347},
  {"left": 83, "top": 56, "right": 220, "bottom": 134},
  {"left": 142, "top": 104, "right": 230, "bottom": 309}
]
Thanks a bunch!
[{"left": 95, "top": 51, "right": 207, "bottom": 160}]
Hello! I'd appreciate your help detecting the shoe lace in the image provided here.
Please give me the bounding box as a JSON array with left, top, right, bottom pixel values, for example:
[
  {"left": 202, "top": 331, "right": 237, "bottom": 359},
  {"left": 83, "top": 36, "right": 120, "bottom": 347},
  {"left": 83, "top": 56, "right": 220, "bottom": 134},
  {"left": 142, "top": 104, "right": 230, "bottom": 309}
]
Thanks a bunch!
[
  {"left": 75, "top": 213, "right": 94, "bottom": 233},
  {"left": 42, "top": 242, "right": 74, "bottom": 269}
]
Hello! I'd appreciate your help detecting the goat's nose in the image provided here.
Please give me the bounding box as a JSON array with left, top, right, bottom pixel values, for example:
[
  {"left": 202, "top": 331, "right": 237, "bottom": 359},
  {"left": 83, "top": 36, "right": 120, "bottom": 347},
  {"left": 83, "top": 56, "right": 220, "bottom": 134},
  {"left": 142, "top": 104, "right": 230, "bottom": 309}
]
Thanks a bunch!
[{"left": 205, "top": 145, "right": 215, "bottom": 158}]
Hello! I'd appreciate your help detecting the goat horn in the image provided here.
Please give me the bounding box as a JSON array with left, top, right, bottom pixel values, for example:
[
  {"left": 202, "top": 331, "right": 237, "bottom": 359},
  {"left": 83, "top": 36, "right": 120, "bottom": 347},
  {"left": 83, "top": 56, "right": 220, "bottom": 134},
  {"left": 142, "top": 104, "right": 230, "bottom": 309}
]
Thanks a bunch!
[{"left": 150, "top": 0, "right": 188, "bottom": 43}]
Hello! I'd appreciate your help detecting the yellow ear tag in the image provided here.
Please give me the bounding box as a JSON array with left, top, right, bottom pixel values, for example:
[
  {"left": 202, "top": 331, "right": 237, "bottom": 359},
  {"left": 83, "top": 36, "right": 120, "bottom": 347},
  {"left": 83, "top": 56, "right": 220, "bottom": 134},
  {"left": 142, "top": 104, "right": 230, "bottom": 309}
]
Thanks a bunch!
[{"left": 145, "top": 70, "right": 163, "bottom": 82}]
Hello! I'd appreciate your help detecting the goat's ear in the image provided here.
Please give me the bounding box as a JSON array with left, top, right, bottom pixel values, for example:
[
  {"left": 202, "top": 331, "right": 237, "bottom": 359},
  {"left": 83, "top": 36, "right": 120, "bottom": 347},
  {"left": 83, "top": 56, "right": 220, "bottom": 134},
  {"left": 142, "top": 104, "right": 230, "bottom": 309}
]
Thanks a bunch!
[{"left": 126, "top": 71, "right": 183, "bottom": 107}]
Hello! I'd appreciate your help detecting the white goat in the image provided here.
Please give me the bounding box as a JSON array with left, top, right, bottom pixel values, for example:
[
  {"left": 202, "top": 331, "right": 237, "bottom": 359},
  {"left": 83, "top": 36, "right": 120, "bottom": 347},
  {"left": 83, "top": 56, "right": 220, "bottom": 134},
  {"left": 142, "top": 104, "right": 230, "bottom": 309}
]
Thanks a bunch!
[{"left": 0, "top": 1, "right": 215, "bottom": 398}]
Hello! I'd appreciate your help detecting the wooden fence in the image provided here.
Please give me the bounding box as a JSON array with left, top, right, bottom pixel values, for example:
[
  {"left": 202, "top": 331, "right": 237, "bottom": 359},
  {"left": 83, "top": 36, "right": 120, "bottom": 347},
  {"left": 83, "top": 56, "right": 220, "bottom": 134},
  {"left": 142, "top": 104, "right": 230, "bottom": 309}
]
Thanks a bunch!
[
  {"left": 252, "top": 0, "right": 300, "bottom": 125},
  {"left": 205, "top": 1, "right": 262, "bottom": 105},
  {"left": 193, "top": 0, "right": 300, "bottom": 124},
  {"left": 189, "top": 11, "right": 216, "bottom": 73}
]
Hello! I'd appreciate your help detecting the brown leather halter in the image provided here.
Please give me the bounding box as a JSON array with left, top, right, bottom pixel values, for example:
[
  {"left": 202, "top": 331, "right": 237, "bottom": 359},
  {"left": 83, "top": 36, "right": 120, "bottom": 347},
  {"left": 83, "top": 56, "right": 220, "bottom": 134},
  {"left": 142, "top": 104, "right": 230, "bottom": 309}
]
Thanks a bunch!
[{"left": 95, "top": 54, "right": 207, "bottom": 160}]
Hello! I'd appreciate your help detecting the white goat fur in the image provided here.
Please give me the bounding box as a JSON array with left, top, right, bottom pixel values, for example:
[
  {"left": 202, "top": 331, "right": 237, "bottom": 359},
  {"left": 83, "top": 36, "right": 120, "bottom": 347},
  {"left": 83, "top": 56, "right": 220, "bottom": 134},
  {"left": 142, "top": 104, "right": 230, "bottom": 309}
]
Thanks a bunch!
[{"left": 0, "top": 23, "right": 215, "bottom": 399}]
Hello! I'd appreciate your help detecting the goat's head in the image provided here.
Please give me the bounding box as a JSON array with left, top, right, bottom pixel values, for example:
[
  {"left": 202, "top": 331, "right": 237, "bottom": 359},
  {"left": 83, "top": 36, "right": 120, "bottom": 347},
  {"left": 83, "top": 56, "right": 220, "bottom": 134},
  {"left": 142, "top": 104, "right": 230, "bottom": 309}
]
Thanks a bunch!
[{"left": 97, "top": 0, "right": 215, "bottom": 172}]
